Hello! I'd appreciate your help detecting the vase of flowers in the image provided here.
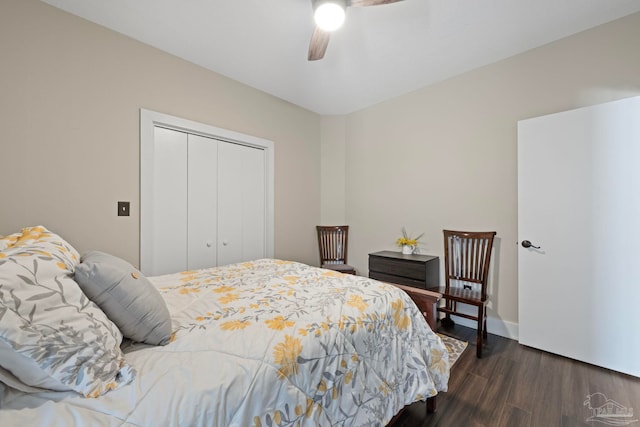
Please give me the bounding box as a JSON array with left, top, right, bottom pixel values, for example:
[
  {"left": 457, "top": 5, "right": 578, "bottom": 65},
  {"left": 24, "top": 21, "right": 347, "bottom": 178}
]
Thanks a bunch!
[{"left": 396, "top": 227, "right": 424, "bottom": 255}]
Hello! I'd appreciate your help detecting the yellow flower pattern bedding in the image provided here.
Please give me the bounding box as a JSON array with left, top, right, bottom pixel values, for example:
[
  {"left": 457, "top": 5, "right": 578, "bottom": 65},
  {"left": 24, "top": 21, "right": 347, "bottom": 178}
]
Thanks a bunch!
[{"left": 0, "top": 259, "right": 449, "bottom": 427}]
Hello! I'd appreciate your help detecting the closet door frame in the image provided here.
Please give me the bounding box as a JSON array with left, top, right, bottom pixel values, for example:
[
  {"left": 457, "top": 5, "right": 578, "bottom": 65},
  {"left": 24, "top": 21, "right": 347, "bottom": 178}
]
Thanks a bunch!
[{"left": 140, "top": 109, "right": 275, "bottom": 275}]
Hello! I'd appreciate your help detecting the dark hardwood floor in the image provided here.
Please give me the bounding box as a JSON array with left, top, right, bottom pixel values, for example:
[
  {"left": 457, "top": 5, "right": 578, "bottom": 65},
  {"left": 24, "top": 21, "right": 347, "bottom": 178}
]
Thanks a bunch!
[{"left": 394, "top": 323, "right": 640, "bottom": 427}]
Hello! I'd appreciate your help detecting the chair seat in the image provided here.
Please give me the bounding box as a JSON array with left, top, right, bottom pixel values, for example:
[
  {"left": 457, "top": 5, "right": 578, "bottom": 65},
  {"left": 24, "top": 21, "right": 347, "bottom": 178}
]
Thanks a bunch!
[
  {"left": 426, "top": 285, "right": 485, "bottom": 306},
  {"left": 322, "top": 263, "right": 356, "bottom": 274}
]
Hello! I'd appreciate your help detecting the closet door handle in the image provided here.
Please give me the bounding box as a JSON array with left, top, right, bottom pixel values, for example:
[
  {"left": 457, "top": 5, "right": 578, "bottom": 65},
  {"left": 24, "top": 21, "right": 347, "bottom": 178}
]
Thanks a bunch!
[{"left": 222, "top": 240, "right": 229, "bottom": 246}]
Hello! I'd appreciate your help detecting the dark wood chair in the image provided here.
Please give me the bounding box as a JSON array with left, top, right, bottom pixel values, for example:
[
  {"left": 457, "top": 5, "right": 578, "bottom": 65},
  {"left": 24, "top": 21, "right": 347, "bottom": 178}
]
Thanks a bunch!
[
  {"left": 316, "top": 226, "right": 356, "bottom": 275},
  {"left": 427, "top": 229, "right": 496, "bottom": 358}
]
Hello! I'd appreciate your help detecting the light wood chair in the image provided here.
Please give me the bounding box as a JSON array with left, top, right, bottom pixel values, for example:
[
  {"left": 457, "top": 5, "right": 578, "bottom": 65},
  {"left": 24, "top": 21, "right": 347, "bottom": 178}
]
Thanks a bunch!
[
  {"left": 316, "top": 226, "right": 356, "bottom": 275},
  {"left": 427, "top": 229, "right": 496, "bottom": 358}
]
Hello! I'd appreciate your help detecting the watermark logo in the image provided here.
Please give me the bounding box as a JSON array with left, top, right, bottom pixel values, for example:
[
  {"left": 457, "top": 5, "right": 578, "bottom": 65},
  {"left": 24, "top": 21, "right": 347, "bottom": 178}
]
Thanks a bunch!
[{"left": 584, "top": 393, "right": 638, "bottom": 426}]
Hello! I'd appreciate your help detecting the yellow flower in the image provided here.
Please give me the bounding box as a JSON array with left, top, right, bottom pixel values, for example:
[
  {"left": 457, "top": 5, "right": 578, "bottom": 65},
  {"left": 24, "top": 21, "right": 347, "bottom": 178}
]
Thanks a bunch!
[
  {"left": 396, "top": 227, "right": 424, "bottom": 248},
  {"left": 378, "top": 382, "right": 391, "bottom": 396},
  {"left": 265, "top": 315, "right": 295, "bottom": 331},
  {"left": 391, "top": 299, "right": 411, "bottom": 330},
  {"left": 17, "top": 226, "right": 46, "bottom": 243},
  {"left": 273, "top": 335, "right": 302, "bottom": 378},
  {"left": 220, "top": 320, "right": 250, "bottom": 331},
  {"left": 214, "top": 285, "right": 236, "bottom": 294},
  {"left": 179, "top": 287, "right": 200, "bottom": 295},
  {"left": 430, "top": 347, "right": 448, "bottom": 374},
  {"left": 322, "top": 270, "right": 341, "bottom": 277},
  {"left": 218, "top": 293, "right": 239, "bottom": 304},
  {"left": 252, "top": 416, "right": 261, "bottom": 427},
  {"left": 346, "top": 294, "right": 368, "bottom": 312},
  {"left": 344, "top": 371, "right": 353, "bottom": 384},
  {"left": 305, "top": 398, "right": 314, "bottom": 417}
]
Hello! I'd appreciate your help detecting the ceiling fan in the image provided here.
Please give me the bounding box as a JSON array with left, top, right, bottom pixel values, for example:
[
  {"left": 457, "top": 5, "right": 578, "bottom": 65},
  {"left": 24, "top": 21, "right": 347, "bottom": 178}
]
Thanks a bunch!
[{"left": 308, "top": 0, "right": 405, "bottom": 61}]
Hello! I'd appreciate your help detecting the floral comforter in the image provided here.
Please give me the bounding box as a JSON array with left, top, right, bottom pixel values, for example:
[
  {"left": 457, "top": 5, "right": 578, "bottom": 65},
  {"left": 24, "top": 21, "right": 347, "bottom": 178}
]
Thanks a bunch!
[{"left": 0, "top": 259, "right": 449, "bottom": 427}]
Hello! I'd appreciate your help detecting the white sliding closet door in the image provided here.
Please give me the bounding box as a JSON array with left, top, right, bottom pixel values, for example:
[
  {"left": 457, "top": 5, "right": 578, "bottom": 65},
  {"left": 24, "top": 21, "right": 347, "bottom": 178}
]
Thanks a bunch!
[
  {"left": 217, "top": 142, "right": 266, "bottom": 266},
  {"left": 187, "top": 134, "right": 218, "bottom": 270},
  {"left": 149, "top": 127, "right": 188, "bottom": 275},
  {"left": 141, "top": 109, "right": 274, "bottom": 276}
]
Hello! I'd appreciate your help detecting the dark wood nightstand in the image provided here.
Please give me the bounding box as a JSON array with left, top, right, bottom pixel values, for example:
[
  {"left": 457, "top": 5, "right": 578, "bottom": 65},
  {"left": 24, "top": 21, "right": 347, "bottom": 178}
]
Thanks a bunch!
[{"left": 368, "top": 250, "right": 439, "bottom": 290}]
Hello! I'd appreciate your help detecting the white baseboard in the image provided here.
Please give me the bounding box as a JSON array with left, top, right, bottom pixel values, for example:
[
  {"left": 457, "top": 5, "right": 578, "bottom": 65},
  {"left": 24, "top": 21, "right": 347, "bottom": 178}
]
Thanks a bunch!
[{"left": 442, "top": 314, "right": 519, "bottom": 340}]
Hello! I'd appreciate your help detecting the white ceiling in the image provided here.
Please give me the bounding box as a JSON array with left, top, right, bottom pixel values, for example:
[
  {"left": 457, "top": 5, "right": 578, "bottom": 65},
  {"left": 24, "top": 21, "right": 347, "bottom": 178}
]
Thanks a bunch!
[{"left": 43, "top": 0, "right": 640, "bottom": 115}]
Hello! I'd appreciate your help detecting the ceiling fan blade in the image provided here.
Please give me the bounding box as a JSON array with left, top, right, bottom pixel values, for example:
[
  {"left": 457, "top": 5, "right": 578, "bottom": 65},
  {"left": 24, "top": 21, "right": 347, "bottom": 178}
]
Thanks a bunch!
[
  {"left": 308, "top": 26, "right": 330, "bottom": 61},
  {"left": 349, "top": 0, "right": 403, "bottom": 6}
]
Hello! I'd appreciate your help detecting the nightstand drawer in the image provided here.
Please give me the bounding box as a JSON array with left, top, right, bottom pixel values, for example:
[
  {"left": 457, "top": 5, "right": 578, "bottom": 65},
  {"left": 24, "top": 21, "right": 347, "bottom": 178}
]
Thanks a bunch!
[
  {"left": 368, "top": 251, "right": 439, "bottom": 290},
  {"left": 369, "top": 271, "right": 428, "bottom": 289},
  {"left": 369, "top": 257, "right": 426, "bottom": 281}
]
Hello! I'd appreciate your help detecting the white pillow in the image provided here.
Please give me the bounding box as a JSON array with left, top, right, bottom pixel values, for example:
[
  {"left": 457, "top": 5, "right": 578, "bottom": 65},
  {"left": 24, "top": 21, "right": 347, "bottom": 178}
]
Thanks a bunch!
[{"left": 0, "top": 226, "right": 135, "bottom": 397}]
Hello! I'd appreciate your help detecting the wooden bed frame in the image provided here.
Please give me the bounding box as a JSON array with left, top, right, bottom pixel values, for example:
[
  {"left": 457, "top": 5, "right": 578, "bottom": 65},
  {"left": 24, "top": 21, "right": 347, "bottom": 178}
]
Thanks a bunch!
[{"left": 387, "top": 284, "right": 442, "bottom": 423}]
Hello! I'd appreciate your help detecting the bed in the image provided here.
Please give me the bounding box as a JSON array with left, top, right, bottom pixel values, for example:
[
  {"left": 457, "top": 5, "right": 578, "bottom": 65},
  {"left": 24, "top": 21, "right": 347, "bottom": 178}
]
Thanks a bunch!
[{"left": 0, "top": 226, "right": 449, "bottom": 426}]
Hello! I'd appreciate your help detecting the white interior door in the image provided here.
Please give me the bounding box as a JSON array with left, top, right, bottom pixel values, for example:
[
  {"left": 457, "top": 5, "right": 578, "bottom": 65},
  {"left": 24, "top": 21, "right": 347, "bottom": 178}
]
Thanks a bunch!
[
  {"left": 518, "top": 96, "right": 640, "bottom": 377},
  {"left": 217, "top": 142, "right": 266, "bottom": 266}
]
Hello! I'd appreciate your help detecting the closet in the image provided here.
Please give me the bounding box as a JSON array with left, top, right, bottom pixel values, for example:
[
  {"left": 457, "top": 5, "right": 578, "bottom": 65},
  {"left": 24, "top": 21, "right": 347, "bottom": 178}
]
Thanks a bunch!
[{"left": 140, "top": 110, "right": 274, "bottom": 276}]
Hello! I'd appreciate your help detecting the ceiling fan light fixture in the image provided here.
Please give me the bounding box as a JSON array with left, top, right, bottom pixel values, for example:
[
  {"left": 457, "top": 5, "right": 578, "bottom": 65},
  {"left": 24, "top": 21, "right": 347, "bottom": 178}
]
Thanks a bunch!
[{"left": 314, "top": 0, "right": 346, "bottom": 32}]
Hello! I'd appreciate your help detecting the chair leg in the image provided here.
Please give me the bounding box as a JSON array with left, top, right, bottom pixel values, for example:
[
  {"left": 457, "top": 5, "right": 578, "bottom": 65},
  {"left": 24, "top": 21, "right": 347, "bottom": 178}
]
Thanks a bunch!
[
  {"left": 476, "top": 306, "right": 483, "bottom": 358},
  {"left": 441, "top": 315, "right": 455, "bottom": 328},
  {"left": 483, "top": 306, "right": 488, "bottom": 340},
  {"left": 441, "top": 298, "right": 455, "bottom": 327}
]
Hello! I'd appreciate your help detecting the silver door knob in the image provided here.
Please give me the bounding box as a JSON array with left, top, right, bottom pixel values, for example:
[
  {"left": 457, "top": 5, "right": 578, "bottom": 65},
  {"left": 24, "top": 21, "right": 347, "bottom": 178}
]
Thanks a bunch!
[
  {"left": 222, "top": 240, "right": 229, "bottom": 246},
  {"left": 206, "top": 241, "right": 212, "bottom": 248}
]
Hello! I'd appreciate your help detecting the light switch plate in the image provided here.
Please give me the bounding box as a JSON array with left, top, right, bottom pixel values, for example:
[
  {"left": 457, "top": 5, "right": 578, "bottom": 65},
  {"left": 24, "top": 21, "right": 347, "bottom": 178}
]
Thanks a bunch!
[{"left": 117, "top": 201, "right": 130, "bottom": 216}]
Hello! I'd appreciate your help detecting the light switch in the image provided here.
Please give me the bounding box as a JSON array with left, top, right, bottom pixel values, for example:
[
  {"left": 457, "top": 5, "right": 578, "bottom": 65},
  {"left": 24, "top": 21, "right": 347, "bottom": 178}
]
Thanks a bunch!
[{"left": 117, "top": 201, "right": 130, "bottom": 217}]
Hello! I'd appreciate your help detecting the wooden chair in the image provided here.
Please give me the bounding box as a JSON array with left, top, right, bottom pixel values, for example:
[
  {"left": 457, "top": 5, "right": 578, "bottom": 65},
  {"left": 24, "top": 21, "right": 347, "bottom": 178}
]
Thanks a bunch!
[
  {"left": 316, "top": 226, "right": 356, "bottom": 275},
  {"left": 427, "top": 230, "right": 496, "bottom": 358}
]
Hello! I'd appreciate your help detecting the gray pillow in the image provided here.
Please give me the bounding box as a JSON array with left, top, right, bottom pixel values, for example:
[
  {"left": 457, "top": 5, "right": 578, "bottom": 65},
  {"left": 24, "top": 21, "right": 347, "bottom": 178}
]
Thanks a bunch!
[{"left": 74, "top": 251, "right": 172, "bottom": 345}]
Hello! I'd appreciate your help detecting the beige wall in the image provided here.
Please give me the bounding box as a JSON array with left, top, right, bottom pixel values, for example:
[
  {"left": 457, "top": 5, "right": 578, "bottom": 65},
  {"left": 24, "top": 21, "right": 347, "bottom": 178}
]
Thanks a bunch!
[
  {"left": 0, "top": 0, "right": 321, "bottom": 266},
  {"left": 320, "top": 115, "right": 347, "bottom": 226},
  {"left": 330, "top": 12, "right": 640, "bottom": 335}
]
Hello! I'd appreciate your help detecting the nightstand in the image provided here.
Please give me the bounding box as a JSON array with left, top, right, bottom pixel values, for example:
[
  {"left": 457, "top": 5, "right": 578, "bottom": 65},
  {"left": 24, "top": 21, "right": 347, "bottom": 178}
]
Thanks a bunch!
[{"left": 368, "top": 251, "right": 439, "bottom": 290}]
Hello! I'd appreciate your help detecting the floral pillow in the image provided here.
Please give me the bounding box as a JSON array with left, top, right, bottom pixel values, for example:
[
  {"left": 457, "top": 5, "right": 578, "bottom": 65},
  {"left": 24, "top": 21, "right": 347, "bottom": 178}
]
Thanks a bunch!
[{"left": 0, "top": 226, "right": 135, "bottom": 397}]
